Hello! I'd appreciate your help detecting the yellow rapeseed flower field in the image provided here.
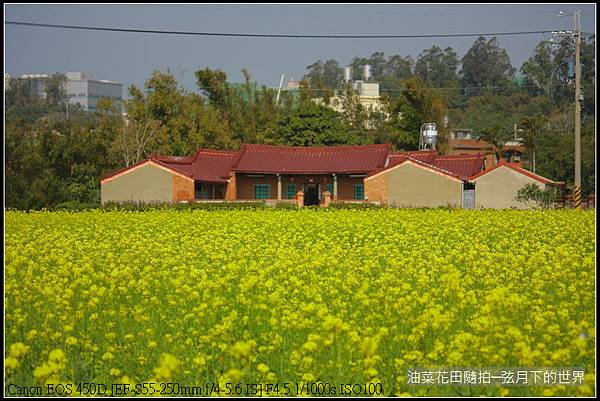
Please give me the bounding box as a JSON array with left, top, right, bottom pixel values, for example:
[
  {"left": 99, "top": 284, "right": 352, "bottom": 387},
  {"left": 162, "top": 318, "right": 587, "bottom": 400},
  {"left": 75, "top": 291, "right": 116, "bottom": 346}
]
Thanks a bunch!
[{"left": 4, "top": 209, "right": 596, "bottom": 397}]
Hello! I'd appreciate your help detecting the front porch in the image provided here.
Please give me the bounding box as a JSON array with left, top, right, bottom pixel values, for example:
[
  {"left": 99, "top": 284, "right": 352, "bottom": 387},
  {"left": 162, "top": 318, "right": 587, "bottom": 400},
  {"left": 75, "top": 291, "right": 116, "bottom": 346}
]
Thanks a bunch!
[{"left": 232, "top": 172, "right": 366, "bottom": 204}]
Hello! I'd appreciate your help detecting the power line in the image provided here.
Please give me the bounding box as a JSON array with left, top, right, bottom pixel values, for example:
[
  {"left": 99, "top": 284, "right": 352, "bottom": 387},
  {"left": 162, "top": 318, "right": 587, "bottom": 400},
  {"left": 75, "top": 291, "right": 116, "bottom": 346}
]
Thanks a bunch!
[{"left": 6, "top": 20, "right": 555, "bottom": 39}]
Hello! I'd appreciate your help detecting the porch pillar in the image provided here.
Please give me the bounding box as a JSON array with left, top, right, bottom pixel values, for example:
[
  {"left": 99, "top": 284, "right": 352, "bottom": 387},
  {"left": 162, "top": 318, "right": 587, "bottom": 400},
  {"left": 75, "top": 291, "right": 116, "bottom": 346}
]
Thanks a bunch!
[
  {"left": 277, "top": 174, "right": 282, "bottom": 200},
  {"left": 332, "top": 174, "right": 338, "bottom": 200}
]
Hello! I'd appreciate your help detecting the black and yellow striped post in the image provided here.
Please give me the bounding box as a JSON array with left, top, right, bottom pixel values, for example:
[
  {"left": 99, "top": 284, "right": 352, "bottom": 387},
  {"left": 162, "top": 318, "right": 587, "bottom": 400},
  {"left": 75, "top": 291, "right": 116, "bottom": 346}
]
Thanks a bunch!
[{"left": 574, "top": 186, "right": 582, "bottom": 209}]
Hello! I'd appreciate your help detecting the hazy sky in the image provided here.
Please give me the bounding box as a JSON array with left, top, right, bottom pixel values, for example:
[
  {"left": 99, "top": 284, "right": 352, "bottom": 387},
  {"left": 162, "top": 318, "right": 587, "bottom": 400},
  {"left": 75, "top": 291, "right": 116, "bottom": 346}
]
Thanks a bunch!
[{"left": 5, "top": 4, "right": 596, "bottom": 95}]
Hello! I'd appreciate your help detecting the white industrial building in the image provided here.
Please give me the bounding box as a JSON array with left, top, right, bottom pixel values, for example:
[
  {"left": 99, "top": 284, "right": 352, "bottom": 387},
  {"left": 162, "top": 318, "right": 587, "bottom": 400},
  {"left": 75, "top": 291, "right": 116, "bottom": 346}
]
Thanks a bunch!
[
  {"left": 17, "top": 72, "right": 123, "bottom": 112},
  {"left": 313, "top": 65, "right": 389, "bottom": 124}
]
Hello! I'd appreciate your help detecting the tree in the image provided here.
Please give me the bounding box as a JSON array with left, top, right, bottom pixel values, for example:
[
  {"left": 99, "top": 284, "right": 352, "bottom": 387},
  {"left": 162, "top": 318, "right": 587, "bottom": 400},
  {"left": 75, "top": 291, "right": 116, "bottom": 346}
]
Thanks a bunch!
[
  {"left": 112, "top": 118, "right": 161, "bottom": 167},
  {"left": 520, "top": 41, "right": 555, "bottom": 98},
  {"left": 386, "top": 76, "right": 448, "bottom": 150},
  {"left": 195, "top": 68, "right": 231, "bottom": 110},
  {"left": 519, "top": 114, "right": 548, "bottom": 173},
  {"left": 521, "top": 37, "right": 595, "bottom": 112},
  {"left": 477, "top": 126, "right": 510, "bottom": 164},
  {"left": 461, "top": 36, "right": 516, "bottom": 92},
  {"left": 415, "top": 46, "right": 459, "bottom": 87},
  {"left": 45, "top": 73, "right": 68, "bottom": 113},
  {"left": 275, "top": 104, "right": 357, "bottom": 146},
  {"left": 5, "top": 77, "right": 49, "bottom": 121},
  {"left": 304, "top": 59, "right": 343, "bottom": 91}
]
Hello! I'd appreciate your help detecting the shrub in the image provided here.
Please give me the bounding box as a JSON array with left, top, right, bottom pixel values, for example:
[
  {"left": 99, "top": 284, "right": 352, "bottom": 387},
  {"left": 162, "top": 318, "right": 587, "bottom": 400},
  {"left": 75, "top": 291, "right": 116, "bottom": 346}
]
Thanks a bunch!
[{"left": 514, "top": 183, "right": 559, "bottom": 209}]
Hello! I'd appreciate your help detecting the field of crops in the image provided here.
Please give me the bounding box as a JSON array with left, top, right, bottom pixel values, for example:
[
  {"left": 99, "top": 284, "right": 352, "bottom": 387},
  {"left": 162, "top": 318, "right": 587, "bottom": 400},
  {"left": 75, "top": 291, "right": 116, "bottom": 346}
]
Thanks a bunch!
[{"left": 4, "top": 209, "right": 596, "bottom": 397}]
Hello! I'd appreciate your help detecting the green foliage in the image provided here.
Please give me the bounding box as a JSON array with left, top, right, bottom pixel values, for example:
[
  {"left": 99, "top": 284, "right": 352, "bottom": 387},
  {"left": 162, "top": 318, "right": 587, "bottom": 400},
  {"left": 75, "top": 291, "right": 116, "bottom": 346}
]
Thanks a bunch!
[
  {"left": 386, "top": 76, "right": 448, "bottom": 150},
  {"left": 514, "top": 183, "right": 560, "bottom": 210},
  {"left": 415, "top": 46, "right": 459, "bottom": 87},
  {"left": 53, "top": 201, "right": 98, "bottom": 211},
  {"left": 328, "top": 201, "right": 384, "bottom": 210},
  {"left": 460, "top": 36, "right": 516, "bottom": 92},
  {"left": 101, "top": 201, "right": 276, "bottom": 211},
  {"left": 274, "top": 104, "right": 359, "bottom": 146},
  {"left": 521, "top": 37, "right": 595, "bottom": 112}
]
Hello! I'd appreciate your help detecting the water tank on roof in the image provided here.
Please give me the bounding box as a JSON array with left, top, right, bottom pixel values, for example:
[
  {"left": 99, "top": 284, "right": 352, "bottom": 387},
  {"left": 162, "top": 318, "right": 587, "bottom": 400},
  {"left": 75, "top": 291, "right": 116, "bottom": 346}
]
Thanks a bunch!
[{"left": 420, "top": 123, "right": 438, "bottom": 150}]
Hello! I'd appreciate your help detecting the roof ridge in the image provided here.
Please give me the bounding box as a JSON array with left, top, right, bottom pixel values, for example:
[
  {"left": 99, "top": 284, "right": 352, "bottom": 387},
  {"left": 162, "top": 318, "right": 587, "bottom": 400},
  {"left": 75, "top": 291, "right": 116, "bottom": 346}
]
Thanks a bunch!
[
  {"left": 405, "top": 156, "right": 459, "bottom": 178},
  {"left": 469, "top": 160, "right": 556, "bottom": 184},
  {"left": 240, "top": 143, "right": 390, "bottom": 151}
]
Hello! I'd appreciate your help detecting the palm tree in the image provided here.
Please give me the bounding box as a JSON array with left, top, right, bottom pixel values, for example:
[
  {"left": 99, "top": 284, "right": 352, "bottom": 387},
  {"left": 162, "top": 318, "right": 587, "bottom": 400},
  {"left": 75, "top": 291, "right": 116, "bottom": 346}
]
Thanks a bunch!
[
  {"left": 478, "top": 126, "right": 509, "bottom": 164},
  {"left": 519, "top": 114, "right": 548, "bottom": 174}
]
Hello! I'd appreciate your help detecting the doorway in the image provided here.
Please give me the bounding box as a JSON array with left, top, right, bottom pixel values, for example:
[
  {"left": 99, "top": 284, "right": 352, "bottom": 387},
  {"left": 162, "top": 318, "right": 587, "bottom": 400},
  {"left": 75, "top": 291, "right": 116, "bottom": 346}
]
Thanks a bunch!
[{"left": 304, "top": 183, "right": 319, "bottom": 206}]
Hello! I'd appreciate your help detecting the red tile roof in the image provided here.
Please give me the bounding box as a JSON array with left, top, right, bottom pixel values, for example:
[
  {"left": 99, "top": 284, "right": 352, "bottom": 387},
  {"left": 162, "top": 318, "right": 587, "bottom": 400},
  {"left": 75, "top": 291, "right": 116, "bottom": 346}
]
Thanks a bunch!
[
  {"left": 367, "top": 156, "right": 463, "bottom": 181},
  {"left": 448, "top": 138, "right": 494, "bottom": 151},
  {"left": 369, "top": 151, "right": 484, "bottom": 181},
  {"left": 388, "top": 150, "right": 437, "bottom": 166},
  {"left": 101, "top": 144, "right": 490, "bottom": 184},
  {"left": 100, "top": 157, "right": 194, "bottom": 184},
  {"left": 432, "top": 154, "right": 485, "bottom": 181},
  {"left": 469, "top": 160, "right": 560, "bottom": 184},
  {"left": 159, "top": 149, "right": 239, "bottom": 183},
  {"left": 231, "top": 143, "right": 391, "bottom": 174}
]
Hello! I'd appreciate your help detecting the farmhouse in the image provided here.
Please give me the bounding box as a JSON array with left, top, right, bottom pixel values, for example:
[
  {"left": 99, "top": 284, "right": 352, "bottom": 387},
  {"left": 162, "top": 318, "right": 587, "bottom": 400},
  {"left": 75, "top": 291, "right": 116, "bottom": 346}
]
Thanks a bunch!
[{"left": 101, "top": 143, "right": 560, "bottom": 209}]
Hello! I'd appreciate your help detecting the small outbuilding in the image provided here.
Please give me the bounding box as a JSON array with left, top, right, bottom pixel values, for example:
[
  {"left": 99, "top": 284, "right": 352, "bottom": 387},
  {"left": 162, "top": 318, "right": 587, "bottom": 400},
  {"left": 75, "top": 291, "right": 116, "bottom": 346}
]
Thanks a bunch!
[
  {"left": 101, "top": 158, "right": 195, "bottom": 205},
  {"left": 470, "top": 161, "right": 563, "bottom": 209},
  {"left": 364, "top": 158, "right": 464, "bottom": 208}
]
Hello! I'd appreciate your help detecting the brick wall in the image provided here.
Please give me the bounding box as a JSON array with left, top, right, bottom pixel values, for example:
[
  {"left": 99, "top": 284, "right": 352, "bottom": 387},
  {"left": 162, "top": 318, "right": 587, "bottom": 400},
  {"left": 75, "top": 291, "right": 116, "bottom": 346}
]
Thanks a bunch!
[
  {"left": 234, "top": 173, "right": 366, "bottom": 200},
  {"left": 172, "top": 175, "right": 194, "bottom": 202},
  {"left": 336, "top": 175, "right": 365, "bottom": 200},
  {"left": 236, "top": 174, "right": 278, "bottom": 199},
  {"left": 364, "top": 171, "right": 388, "bottom": 204},
  {"left": 225, "top": 173, "right": 237, "bottom": 200}
]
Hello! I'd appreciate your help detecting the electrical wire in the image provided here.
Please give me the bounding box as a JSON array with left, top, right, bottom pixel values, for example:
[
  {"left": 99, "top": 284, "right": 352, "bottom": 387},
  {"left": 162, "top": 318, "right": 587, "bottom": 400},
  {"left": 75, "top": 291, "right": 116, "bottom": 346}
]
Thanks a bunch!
[{"left": 6, "top": 20, "right": 555, "bottom": 39}]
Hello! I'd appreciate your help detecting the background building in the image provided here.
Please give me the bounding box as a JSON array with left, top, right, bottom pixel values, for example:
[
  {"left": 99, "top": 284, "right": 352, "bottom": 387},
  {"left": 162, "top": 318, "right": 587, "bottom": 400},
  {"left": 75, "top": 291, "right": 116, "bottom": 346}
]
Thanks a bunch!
[
  {"left": 65, "top": 72, "right": 123, "bottom": 112},
  {"left": 17, "top": 72, "right": 123, "bottom": 112}
]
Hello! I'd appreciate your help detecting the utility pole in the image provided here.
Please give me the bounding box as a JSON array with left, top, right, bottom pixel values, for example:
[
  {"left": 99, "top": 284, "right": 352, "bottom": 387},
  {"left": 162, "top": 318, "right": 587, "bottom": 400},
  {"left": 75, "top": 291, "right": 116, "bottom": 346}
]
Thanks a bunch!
[
  {"left": 574, "top": 10, "right": 582, "bottom": 208},
  {"left": 555, "top": 9, "right": 583, "bottom": 208}
]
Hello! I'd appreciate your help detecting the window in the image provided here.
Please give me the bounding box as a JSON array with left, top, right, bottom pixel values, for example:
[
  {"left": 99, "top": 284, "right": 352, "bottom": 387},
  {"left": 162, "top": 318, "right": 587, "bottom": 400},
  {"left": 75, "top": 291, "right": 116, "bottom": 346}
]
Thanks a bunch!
[
  {"left": 286, "top": 184, "right": 297, "bottom": 199},
  {"left": 353, "top": 184, "right": 364, "bottom": 200},
  {"left": 195, "top": 182, "right": 208, "bottom": 199},
  {"left": 254, "top": 184, "right": 270, "bottom": 199},
  {"left": 324, "top": 183, "right": 333, "bottom": 194}
]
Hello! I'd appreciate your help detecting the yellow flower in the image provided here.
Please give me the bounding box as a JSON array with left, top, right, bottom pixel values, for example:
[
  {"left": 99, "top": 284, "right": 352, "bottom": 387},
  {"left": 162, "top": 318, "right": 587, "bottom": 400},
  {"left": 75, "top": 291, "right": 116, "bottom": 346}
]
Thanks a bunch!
[
  {"left": 9, "top": 342, "right": 30, "bottom": 358},
  {"left": 5, "top": 356, "right": 20, "bottom": 371}
]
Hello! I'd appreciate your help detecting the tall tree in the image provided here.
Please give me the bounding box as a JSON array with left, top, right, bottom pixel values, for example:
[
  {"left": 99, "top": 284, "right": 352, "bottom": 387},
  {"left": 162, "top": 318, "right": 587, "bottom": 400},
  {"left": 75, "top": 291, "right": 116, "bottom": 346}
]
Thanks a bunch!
[
  {"left": 304, "top": 59, "right": 343, "bottom": 92},
  {"left": 520, "top": 40, "right": 555, "bottom": 98},
  {"left": 415, "top": 46, "right": 459, "bottom": 87},
  {"left": 461, "top": 36, "right": 516, "bottom": 92}
]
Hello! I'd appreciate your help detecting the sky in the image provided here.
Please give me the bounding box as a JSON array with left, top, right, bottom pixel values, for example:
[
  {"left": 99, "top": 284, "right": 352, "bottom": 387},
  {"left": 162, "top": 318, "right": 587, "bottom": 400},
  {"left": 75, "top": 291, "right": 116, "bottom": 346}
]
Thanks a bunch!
[{"left": 4, "top": 4, "right": 596, "bottom": 96}]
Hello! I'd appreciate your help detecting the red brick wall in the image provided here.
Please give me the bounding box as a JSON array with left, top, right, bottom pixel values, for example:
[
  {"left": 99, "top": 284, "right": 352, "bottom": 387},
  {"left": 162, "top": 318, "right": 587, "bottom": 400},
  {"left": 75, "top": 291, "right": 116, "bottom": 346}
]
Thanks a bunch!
[
  {"left": 225, "top": 174, "right": 237, "bottom": 200},
  {"left": 364, "top": 172, "right": 388, "bottom": 204},
  {"left": 337, "top": 175, "right": 365, "bottom": 200},
  {"left": 234, "top": 173, "right": 366, "bottom": 200},
  {"left": 172, "top": 176, "right": 194, "bottom": 202},
  {"left": 236, "top": 174, "right": 278, "bottom": 199}
]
